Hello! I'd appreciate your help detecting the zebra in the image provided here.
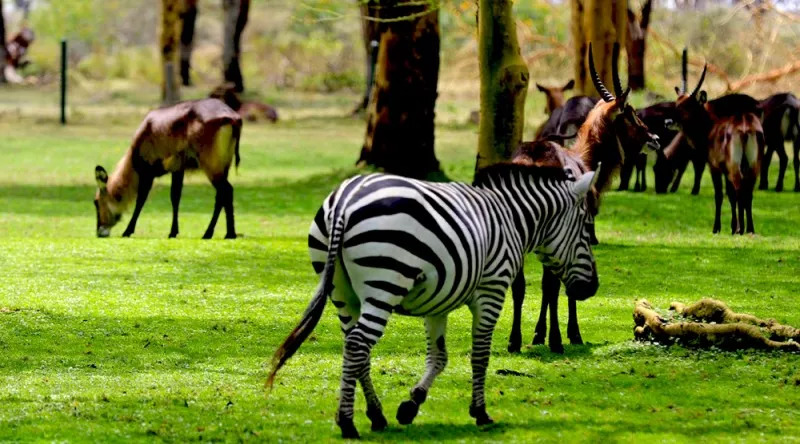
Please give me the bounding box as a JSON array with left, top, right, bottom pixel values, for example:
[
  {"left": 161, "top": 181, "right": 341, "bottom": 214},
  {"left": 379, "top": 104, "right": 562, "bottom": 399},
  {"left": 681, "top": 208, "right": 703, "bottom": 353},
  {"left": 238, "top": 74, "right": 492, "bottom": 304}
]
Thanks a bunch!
[{"left": 267, "top": 163, "right": 600, "bottom": 439}]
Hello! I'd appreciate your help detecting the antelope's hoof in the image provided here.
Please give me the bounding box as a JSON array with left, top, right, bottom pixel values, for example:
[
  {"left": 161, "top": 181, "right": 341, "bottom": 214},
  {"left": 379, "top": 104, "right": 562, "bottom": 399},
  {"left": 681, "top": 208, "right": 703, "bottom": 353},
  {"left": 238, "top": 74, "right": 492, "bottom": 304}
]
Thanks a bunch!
[
  {"left": 531, "top": 333, "right": 546, "bottom": 345},
  {"left": 396, "top": 400, "right": 419, "bottom": 425},
  {"left": 225, "top": 233, "right": 237, "bottom": 239},
  {"left": 691, "top": 188, "right": 700, "bottom": 196},
  {"left": 202, "top": 232, "right": 213, "bottom": 240},
  {"left": 337, "top": 417, "right": 360, "bottom": 440},
  {"left": 794, "top": 184, "right": 800, "bottom": 192},
  {"left": 549, "top": 341, "right": 565, "bottom": 354},
  {"left": 367, "top": 408, "right": 388, "bottom": 432},
  {"left": 775, "top": 184, "right": 784, "bottom": 192},
  {"left": 168, "top": 232, "right": 178, "bottom": 239},
  {"left": 507, "top": 341, "right": 521, "bottom": 354},
  {"left": 569, "top": 334, "right": 584, "bottom": 345},
  {"left": 121, "top": 232, "right": 133, "bottom": 238},
  {"left": 469, "top": 404, "right": 494, "bottom": 426},
  {"left": 758, "top": 183, "right": 768, "bottom": 191}
]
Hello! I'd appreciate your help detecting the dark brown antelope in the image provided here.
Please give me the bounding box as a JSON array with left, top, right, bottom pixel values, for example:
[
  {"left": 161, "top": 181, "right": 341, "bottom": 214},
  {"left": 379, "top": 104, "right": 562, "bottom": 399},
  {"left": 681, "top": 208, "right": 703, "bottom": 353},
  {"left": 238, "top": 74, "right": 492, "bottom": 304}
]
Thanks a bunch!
[
  {"left": 94, "top": 98, "right": 243, "bottom": 239},
  {"left": 670, "top": 64, "right": 765, "bottom": 234},
  {"left": 536, "top": 79, "right": 575, "bottom": 115},
  {"left": 508, "top": 43, "right": 660, "bottom": 353},
  {"left": 758, "top": 93, "right": 800, "bottom": 192}
]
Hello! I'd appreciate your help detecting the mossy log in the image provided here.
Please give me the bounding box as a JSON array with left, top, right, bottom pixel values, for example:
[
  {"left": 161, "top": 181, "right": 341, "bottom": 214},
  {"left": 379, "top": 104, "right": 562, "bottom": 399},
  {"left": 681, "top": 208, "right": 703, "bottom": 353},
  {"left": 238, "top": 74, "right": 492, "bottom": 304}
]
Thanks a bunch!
[{"left": 634, "top": 299, "right": 800, "bottom": 352}]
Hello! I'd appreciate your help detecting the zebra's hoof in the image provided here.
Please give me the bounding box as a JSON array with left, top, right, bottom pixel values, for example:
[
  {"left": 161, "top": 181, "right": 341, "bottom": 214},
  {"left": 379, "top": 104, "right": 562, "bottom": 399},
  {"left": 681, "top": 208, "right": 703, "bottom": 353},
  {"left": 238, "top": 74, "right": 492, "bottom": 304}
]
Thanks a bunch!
[
  {"left": 469, "top": 404, "right": 494, "bottom": 426},
  {"left": 396, "top": 400, "right": 419, "bottom": 425},
  {"left": 549, "top": 342, "right": 565, "bottom": 354},
  {"left": 531, "top": 333, "right": 545, "bottom": 345},
  {"left": 569, "top": 335, "right": 583, "bottom": 345},
  {"left": 775, "top": 184, "right": 784, "bottom": 192},
  {"left": 758, "top": 183, "right": 768, "bottom": 191},
  {"left": 337, "top": 417, "right": 360, "bottom": 439},
  {"left": 507, "top": 340, "right": 521, "bottom": 354},
  {"left": 225, "top": 233, "right": 237, "bottom": 239},
  {"left": 202, "top": 232, "right": 213, "bottom": 240},
  {"left": 367, "top": 408, "right": 388, "bottom": 432}
]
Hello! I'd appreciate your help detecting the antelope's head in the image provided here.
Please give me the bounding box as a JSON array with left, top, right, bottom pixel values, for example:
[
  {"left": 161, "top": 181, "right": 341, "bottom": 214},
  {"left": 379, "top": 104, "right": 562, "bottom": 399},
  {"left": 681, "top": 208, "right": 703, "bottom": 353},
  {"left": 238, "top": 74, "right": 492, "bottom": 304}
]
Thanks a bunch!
[
  {"left": 94, "top": 166, "right": 122, "bottom": 238},
  {"left": 670, "top": 48, "right": 708, "bottom": 136},
  {"left": 535, "top": 166, "right": 601, "bottom": 300},
  {"left": 587, "top": 43, "right": 660, "bottom": 157},
  {"left": 536, "top": 79, "right": 575, "bottom": 115}
]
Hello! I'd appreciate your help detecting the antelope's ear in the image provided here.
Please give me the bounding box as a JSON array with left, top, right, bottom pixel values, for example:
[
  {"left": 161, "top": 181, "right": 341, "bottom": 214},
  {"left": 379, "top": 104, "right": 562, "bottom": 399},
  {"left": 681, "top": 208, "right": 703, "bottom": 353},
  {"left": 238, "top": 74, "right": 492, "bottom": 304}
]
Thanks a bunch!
[
  {"left": 95, "top": 166, "right": 108, "bottom": 189},
  {"left": 698, "top": 91, "right": 707, "bottom": 104},
  {"left": 617, "top": 87, "right": 631, "bottom": 107},
  {"left": 563, "top": 79, "right": 575, "bottom": 91},
  {"left": 572, "top": 170, "right": 599, "bottom": 203},
  {"left": 674, "top": 86, "right": 681, "bottom": 96},
  {"left": 536, "top": 83, "right": 547, "bottom": 93}
]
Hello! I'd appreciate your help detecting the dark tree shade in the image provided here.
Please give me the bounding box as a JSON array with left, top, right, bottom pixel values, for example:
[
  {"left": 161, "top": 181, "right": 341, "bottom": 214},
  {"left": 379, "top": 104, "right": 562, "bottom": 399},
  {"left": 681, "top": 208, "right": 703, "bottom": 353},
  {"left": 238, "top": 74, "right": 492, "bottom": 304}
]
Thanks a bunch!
[{"left": 180, "top": 0, "right": 198, "bottom": 86}]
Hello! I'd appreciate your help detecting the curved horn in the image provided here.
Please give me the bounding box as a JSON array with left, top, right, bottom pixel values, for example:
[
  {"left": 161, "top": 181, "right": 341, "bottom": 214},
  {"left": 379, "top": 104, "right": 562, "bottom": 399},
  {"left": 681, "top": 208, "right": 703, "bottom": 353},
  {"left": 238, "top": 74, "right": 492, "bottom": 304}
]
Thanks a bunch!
[
  {"left": 611, "top": 43, "right": 624, "bottom": 98},
  {"left": 690, "top": 63, "right": 707, "bottom": 98},
  {"left": 681, "top": 48, "right": 688, "bottom": 94},
  {"left": 588, "top": 43, "right": 614, "bottom": 103}
]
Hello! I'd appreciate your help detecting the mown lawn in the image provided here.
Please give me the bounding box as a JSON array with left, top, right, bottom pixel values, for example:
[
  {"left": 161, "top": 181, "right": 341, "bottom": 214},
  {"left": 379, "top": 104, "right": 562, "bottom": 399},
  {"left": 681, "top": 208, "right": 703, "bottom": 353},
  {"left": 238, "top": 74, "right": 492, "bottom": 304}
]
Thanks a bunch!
[{"left": 0, "top": 110, "right": 799, "bottom": 442}]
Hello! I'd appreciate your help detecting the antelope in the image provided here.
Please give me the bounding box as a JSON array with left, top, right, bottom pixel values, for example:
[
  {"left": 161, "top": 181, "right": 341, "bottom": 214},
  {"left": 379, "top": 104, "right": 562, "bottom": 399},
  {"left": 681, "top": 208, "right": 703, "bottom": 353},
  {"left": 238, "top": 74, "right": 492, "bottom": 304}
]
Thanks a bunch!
[
  {"left": 210, "top": 83, "right": 279, "bottom": 123},
  {"left": 94, "top": 98, "right": 243, "bottom": 239},
  {"left": 508, "top": 43, "right": 660, "bottom": 354},
  {"left": 534, "top": 80, "right": 598, "bottom": 143},
  {"left": 670, "top": 64, "right": 765, "bottom": 234},
  {"left": 757, "top": 93, "right": 800, "bottom": 192},
  {"left": 619, "top": 101, "right": 680, "bottom": 192}
]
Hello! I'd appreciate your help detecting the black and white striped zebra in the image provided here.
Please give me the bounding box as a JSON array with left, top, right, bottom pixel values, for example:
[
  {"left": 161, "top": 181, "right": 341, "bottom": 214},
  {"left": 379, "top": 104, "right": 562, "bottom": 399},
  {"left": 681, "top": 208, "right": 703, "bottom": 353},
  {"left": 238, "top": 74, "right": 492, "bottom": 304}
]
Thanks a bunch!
[{"left": 267, "top": 164, "right": 600, "bottom": 439}]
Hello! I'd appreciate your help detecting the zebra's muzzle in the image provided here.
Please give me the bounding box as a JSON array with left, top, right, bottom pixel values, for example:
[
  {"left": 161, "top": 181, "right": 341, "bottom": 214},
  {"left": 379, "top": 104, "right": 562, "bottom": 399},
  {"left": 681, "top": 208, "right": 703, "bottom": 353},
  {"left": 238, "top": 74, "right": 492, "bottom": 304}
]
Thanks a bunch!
[{"left": 565, "top": 279, "right": 599, "bottom": 300}]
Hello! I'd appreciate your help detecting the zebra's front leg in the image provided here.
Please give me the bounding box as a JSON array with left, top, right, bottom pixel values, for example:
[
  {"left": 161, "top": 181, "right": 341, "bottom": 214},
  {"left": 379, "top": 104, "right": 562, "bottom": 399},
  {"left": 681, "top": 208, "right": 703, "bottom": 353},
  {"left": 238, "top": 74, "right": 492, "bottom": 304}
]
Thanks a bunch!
[
  {"left": 468, "top": 296, "right": 502, "bottom": 426},
  {"left": 542, "top": 269, "right": 564, "bottom": 354},
  {"left": 397, "top": 315, "right": 448, "bottom": 425},
  {"left": 566, "top": 297, "right": 583, "bottom": 345}
]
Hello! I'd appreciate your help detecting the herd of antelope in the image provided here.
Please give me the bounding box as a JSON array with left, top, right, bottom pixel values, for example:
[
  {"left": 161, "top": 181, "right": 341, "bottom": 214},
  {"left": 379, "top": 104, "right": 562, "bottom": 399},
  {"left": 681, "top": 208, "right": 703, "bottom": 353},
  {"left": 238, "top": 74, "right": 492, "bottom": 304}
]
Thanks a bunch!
[{"left": 88, "top": 43, "right": 799, "bottom": 436}]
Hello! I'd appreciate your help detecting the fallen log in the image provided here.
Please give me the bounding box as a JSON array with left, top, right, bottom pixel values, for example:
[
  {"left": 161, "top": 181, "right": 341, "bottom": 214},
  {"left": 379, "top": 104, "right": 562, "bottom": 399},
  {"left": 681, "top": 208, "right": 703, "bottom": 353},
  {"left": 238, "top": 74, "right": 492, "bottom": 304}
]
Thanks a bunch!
[{"left": 633, "top": 299, "right": 800, "bottom": 352}]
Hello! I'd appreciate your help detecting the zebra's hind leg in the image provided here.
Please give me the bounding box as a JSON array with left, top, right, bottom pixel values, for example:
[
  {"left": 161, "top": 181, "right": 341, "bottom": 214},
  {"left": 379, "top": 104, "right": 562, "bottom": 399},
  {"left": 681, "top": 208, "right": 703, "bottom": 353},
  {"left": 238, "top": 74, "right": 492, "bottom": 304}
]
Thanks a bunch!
[
  {"left": 468, "top": 292, "right": 503, "bottom": 426},
  {"left": 397, "top": 315, "right": 448, "bottom": 425}
]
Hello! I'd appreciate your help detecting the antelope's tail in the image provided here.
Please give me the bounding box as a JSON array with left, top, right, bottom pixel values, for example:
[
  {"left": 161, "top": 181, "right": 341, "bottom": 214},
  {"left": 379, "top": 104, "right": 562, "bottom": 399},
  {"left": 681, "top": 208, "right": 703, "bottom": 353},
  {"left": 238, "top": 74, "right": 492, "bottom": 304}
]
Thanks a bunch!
[{"left": 266, "top": 209, "right": 344, "bottom": 390}]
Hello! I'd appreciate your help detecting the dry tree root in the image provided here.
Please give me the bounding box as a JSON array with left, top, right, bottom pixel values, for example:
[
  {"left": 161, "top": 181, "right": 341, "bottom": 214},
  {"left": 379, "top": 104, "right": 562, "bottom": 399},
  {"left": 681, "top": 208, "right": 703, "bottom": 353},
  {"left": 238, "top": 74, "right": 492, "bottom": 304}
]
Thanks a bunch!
[{"left": 633, "top": 299, "right": 800, "bottom": 352}]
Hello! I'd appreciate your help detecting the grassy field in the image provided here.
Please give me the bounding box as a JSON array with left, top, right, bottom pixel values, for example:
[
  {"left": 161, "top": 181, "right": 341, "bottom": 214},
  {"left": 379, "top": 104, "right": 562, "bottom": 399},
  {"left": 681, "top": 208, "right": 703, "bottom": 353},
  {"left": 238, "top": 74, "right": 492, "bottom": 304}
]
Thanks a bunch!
[{"left": 1, "top": 100, "right": 799, "bottom": 442}]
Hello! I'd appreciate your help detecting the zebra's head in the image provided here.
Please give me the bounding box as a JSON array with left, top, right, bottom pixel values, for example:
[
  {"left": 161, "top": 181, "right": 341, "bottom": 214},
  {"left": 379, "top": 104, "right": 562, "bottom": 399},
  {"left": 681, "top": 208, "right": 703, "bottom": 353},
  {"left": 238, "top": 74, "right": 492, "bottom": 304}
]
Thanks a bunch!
[{"left": 534, "top": 170, "right": 600, "bottom": 301}]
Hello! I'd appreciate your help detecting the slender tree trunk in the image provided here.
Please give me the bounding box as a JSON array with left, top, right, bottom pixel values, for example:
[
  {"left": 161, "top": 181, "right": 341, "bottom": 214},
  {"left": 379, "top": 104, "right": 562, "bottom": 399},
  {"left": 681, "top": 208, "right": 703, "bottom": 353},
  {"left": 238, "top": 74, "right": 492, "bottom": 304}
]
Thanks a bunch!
[
  {"left": 626, "top": 0, "right": 651, "bottom": 91},
  {"left": 222, "top": 0, "right": 249, "bottom": 92},
  {"left": 475, "top": 0, "right": 530, "bottom": 170},
  {"left": 358, "top": 1, "right": 441, "bottom": 179},
  {"left": 161, "top": 0, "right": 181, "bottom": 104},
  {"left": 574, "top": 0, "right": 627, "bottom": 97},
  {"left": 352, "top": 1, "right": 381, "bottom": 115},
  {"left": 179, "top": 0, "right": 198, "bottom": 86},
  {"left": 0, "top": 0, "right": 7, "bottom": 84}
]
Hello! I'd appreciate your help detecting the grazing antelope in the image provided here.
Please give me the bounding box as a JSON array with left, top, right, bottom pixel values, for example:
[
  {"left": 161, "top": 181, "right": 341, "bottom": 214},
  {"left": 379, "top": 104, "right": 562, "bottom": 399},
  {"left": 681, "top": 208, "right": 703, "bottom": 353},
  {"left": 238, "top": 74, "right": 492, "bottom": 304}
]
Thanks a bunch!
[
  {"left": 758, "top": 93, "right": 800, "bottom": 192},
  {"left": 94, "top": 98, "right": 242, "bottom": 239},
  {"left": 508, "top": 43, "right": 660, "bottom": 354},
  {"left": 268, "top": 165, "right": 599, "bottom": 439},
  {"left": 670, "top": 64, "right": 765, "bottom": 234}
]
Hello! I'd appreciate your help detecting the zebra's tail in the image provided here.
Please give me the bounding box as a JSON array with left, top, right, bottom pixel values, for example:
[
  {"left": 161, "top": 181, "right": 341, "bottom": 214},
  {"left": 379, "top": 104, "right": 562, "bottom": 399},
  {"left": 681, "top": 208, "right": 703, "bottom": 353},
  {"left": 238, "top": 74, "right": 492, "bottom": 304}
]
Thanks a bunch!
[{"left": 266, "top": 213, "right": 343, "bottom": 390}]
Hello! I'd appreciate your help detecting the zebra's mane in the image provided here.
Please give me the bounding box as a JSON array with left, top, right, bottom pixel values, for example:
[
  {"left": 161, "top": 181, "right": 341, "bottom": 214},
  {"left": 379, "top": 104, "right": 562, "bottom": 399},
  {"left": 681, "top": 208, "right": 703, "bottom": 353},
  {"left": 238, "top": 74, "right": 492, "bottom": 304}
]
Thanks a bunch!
[{"left": 472, "top": 163, "right": 569, "bottom": 187}]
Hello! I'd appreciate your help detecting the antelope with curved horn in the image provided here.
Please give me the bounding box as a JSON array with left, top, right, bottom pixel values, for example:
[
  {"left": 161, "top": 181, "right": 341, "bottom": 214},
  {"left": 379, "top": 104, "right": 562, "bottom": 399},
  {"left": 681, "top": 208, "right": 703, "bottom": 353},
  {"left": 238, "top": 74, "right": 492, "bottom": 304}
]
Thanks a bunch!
[
  {"left": 508, "top": 42, "right": 661, "bottom": 353},
  {"left": 670, "top": 60, "right": 765, "bottom": 234},
  {"left": 94, "top": 98, "right": 243, "bottom": 239}
]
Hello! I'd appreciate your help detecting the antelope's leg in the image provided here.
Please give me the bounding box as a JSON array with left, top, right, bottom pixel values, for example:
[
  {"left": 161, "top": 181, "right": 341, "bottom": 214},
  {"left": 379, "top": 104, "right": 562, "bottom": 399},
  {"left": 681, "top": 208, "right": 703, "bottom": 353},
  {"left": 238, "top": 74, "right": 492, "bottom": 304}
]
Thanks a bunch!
[
  {"left": 669, "top": 156, "right": 689, "bottom": 193},
  {"left": 567, "top": 297, "right": 582, "bottom": 345},
  {"left": 745, "top": 181, "right": 756, "bottom": 234},
  {"left": 775, "top": 139, "right": 788, "bottom": 192},
  {"left": 122, "top": 174, "right": 154, "bottom": 238},
  {"left": 218, "top": 175, "right": 236, "bottom": 239},
  {"left": 618, "top": 159, "right": 633, "bottom": 191},
  {"left": 396, "top": 314, "right": 448, "bottom": 426},
  {"left": 794, "top": 135, "right": 800, "bottom": 191},
  {"left": 203, "top": 178, "right": 228, "bottom": 239},
  {"left": 637, "top": 153, "right": 647, "bottom": 192},
  {"left": 725, "top": 178, "right": 739, "bottom": 235},
  {"left": 468, "top": 291, "right": 503, "bottom": 427},
  {"left": 169, "top": 170, "right": 184, "bottom": 238},
  {"left": 759, "top": 141, "right": 774, "bottom": 190},
  {"left": 690, "top": 154, "right": 706, "bottom": 196},
  {"left": 507, "top": 267, "right": 525, "bottom": 353},
  {"left": 711, "top": 171, "right": 723, "bottom": 234},
  {"left": 532, "top": 266, "right": 552, "bottom": 346},
  {"left": 546, "top": 274, "right": 564, "bottom": 354}
]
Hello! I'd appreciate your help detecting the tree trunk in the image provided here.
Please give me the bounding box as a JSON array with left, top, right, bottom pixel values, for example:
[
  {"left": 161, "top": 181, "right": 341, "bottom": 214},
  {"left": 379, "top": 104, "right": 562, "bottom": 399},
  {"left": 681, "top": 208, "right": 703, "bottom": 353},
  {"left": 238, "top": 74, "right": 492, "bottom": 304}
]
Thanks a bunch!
[
  {"left": 0, "top": 0, "right": 7, "bottom": 84},
  {"left": 626, "top": 0, "right": 651, "bottom": 91},
  {"left": 475, "top": 0, "right": 530, "bottom": 170},
  {"left": 352, "top": 1, "right": 381, "bottom": 115},
  {"left": 358, "top": 1, "right": 441, "bottom": 179},
  {"left": 222, "top": 0, "right": 249, "bottom": 93},
  {"left": 179, "top": 0, "right": 198, "bottom": 86},
  {"left": 574, "top": 0, "right": 627, "bottom": 97},
  {"left": 161, "top": 0, "right": 181, "bottom": 104}
]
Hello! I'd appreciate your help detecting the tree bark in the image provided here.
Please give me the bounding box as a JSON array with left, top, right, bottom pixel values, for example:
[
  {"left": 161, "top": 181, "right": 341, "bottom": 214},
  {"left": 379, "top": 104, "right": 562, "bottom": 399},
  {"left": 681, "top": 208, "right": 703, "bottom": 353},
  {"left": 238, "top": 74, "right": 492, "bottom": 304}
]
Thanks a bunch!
[
  {"left": 626, "top": 0, "right": 651, "bottom": 91},
  {"left": 352, "top": 1, "right": 381, "bottom": 115},
  {"left": 179, "top": 0, "right": 198, "bottom": 86},
  {"left": 475, "top": 0, "right": 530, "bottom": 170},
  {"left": 574, "top": 0, "right": 627, "bottom": 97},
  {"left": 161, "top": 0, "right": 181, "bottom": 104},
  {"left": 0, "top": 0, "right": 7, "bottom": 84},
  {"left": 358, "top": 1, "right": 442, "bottom": 179},
  {"left": 222, "top": 0, "right": 249, "bottom": 93}
]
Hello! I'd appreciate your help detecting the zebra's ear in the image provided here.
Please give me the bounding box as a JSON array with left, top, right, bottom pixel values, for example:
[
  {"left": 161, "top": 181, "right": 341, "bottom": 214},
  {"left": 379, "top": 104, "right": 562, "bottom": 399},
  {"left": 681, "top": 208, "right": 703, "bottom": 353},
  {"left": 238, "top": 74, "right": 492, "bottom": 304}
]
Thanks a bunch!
[{"left": 571, "top": 164, "right": 601, "bottom": 203}]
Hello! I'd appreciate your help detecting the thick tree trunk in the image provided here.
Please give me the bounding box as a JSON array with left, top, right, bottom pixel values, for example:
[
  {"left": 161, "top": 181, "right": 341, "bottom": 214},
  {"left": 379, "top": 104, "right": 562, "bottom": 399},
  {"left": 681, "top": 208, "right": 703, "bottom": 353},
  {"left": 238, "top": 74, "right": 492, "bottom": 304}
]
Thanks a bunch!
[
  {"left": 222, "top": 0, "right": 249, "bottom": 93},
  {"left": 161, "top": 0, "right": 181, "bottom": 104},
  {"left": 179, "top": 0, "right": 198, "bottom": 86},
  {"left": 358, "top": 1, "right": 441, "bottom": 179},
  {"left": 626, "top": 0, "right": 651, "bottom": 91},
  {"left": 574, "top": 0, "right": 627, "bottom": 97},
  {"left": 0, "top": 0, "right": 7, "bottom": 84},
  {"left": 475, "top": 0, "right": 530, "bottom": 170}
]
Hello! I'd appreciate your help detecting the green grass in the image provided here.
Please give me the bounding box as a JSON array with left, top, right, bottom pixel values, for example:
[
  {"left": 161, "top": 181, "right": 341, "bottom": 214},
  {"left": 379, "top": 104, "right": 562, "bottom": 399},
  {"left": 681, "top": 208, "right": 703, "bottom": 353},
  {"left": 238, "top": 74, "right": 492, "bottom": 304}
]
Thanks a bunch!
[{"left": 1, "top": 106, "right": 800, "bottom": 442}]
